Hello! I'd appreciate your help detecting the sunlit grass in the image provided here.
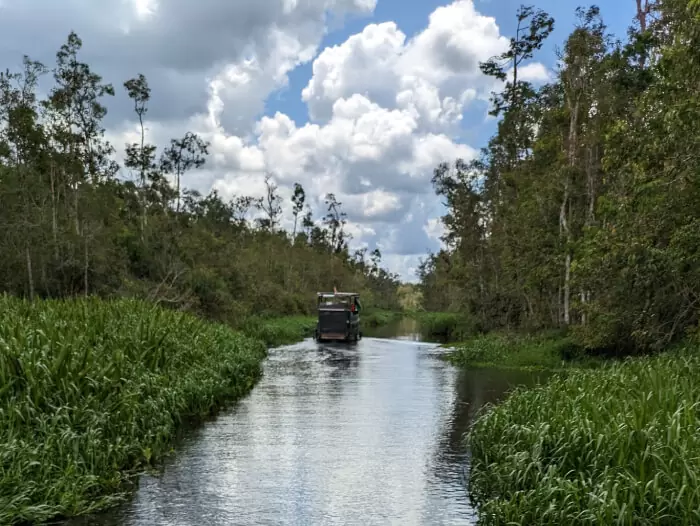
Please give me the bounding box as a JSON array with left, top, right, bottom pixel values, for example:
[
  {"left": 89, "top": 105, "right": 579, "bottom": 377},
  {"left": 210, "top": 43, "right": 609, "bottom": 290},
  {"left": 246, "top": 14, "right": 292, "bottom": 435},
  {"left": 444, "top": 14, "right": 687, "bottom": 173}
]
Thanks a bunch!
[
  {"left": 467, "top": 346, "right": 700, "bottom": 525},
  {"left": 0, "top": 295, "right": 267, "bottom": 524}
]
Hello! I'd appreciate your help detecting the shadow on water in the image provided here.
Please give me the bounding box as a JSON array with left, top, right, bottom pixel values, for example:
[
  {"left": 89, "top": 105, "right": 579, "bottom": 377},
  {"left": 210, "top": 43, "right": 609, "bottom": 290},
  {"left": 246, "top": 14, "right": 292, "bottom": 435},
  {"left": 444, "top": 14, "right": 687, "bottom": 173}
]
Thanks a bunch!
[
  {"left": 64, "top": 319, "right": 548, "bottom": 526},
  {"left": 428, "top": 367, "right": 550, "bottom": 490}
]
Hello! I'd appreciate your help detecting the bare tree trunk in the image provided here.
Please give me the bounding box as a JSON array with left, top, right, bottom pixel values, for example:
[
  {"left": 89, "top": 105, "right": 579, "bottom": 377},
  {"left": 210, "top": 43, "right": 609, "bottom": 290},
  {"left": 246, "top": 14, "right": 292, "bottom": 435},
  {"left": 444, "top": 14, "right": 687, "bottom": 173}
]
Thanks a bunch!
[
  {"left": 635, "top": 0, "right": 652, "bottom": 68},
  {"left": 560, "top": 96, "right": 579, "bottom": 326},
  {"left": 74, "top": 184, "right": 80, "bottom": 236},
  {"left": 562, "top": 254, "right": 571, "bottom": 325},
  {"left": 41, "top": 263, "right": 48, "bottom": 294},
  {"left": 176, "top": 169, "right": 181, "bottom": 214},
  {"left": 636, "top": 0, "right": 649, "bottom": 32},
  {"left": 557, "top": 285, "right": 563, "bottom": 325},
  {"left": 579, "top": 143, "right": 597, "bottom": 326},
  {"left": 50, "top": 164, "right": 59, "bottom": 259},
  {"left": 26, "top": 245, "right": 34, "bottom": 300},
  {"left": 587, "top": 145, "right": 596, "bottom": 225},
  {"left": 84, "top": 231, "right": 89, "bottom": 298},
  {"left": 560, "top": 181, "right": 571, "bottom": 325}
]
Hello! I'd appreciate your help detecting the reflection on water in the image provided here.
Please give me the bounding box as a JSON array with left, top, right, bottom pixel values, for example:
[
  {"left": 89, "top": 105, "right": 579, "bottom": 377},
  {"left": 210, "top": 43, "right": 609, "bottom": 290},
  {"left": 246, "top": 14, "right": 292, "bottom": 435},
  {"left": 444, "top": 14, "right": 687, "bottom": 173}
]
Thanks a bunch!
[
  {"left": 363, "top": 316, "right": 428, "bottom": 341},
  {"left": 66, "top": 324, "right": 547, "bottom": 526}
]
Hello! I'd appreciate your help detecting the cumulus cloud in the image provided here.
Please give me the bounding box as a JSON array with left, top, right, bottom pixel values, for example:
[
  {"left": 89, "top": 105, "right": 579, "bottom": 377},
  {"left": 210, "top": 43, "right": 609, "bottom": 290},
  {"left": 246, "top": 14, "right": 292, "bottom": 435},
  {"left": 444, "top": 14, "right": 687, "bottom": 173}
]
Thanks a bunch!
[
  {"left": 301, "top": 0, "right": 509, "bottom": 132},
  {"left": 0, "top": 0, "right": 547, "bottom": 281}
]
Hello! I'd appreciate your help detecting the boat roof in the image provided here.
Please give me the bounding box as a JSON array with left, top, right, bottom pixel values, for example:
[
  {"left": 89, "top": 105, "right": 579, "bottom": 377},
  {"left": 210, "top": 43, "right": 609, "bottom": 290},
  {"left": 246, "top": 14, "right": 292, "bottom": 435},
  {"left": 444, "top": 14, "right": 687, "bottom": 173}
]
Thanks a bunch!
[{"left": 317, "top": 292, "right": 359, "bottom": 296}]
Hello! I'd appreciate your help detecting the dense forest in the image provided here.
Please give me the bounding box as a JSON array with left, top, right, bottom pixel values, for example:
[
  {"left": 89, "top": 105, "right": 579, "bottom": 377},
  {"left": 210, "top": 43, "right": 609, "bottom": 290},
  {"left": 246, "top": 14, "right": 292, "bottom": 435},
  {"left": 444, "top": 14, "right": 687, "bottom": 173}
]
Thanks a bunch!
[
  {"left": 418, "top": 0, "right": 700, "bottom": 353},
  {"left": 0, "top": 32, "right": 401, "bottom": 324}
]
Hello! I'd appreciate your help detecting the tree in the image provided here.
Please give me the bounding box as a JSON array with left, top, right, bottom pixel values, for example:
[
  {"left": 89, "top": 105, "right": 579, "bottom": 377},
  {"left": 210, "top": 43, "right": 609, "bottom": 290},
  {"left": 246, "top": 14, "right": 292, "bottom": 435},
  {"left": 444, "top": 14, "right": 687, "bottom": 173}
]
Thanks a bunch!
[
  {"left": 302, "top": 205, "right": 314, "bottom": 242},
  {"left": 323, "top": 193, "right": 348, "bottom": 253},
  {"left": 160, "top": 131, "right": 209, "bottom": 213},
  {"left": 255, "top": 173, "right": 282, "bottom": 231},
  {"left": 558, "top": 5, "right": 608, "bottom": 325},
  {"left": 44, "top": 31, "right": 117, "bottom": 296},
  {"left": 0, "top": 57, "right": 48, "bottom": 299},
  {"left": 291, "top": 182, "right": 305, "bottom": 242},
  {"left": 0, "top": 30, "right": 403, "bottom": 324},
  {"left": 124, "top": 74, "right": 160, "bottom": 231},
  {"left": 419, "top": 1, "right": 700, "bottom": 352}
]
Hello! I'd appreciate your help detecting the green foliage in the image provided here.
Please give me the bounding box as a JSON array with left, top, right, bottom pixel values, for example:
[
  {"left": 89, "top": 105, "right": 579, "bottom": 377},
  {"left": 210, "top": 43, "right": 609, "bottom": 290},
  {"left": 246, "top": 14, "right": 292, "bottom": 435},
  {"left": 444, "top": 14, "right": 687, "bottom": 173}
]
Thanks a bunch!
[
  {"left": 239, "top": 315, "right": 316, "bottom": 347},
  {"left": 467, "top": 347, "right": 700, "bottom": 524},
  {"left": 0, "top": 295, "right": 267, "bottom": 524},
  {"left": 0, "top": 32, "right": 401, "bottom": 324},
  {"left": 413, "top": 312, "right": 475, "bottom": 342},
  {"left": 419, "top": 2, "right": 700, "bottom": 354},
  {"left": 361, "top": 309, "right": 403, "bottom": 328},
  {"left": 447, "top": 331, "right": 588, "bottom": 370}
]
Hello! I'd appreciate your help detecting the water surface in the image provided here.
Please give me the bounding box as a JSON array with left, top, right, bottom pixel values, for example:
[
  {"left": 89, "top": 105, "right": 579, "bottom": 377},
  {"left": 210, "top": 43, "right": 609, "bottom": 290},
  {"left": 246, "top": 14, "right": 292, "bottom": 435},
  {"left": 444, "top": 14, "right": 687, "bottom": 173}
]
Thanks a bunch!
[{"left": 67, "top": 324, "right": 547, "bottom": 525}]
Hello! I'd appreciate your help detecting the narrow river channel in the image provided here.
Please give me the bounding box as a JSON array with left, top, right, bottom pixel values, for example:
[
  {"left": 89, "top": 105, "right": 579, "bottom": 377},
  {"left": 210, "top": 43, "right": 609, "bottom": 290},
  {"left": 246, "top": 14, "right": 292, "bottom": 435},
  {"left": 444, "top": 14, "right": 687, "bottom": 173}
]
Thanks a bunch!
[{"left": 68, "top": 320, "right": 547, "bottom": 526}]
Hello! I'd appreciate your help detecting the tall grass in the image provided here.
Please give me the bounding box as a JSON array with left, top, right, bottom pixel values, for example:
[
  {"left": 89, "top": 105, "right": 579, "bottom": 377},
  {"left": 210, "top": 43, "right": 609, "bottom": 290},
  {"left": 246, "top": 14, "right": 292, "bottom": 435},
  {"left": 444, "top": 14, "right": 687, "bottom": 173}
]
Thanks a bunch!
[
  {"left": 362, "top": 309, "right": 403, "bottom": 328},
  {"left": 239, "top": 315, "right": 316, "bottom": 346},
  {"left": 0, "top": 296, "right": 266, "bottom": 524},
  {"left": 448, "top": 330, "right": 588, "bottom": 370},
  {"left": 467, "top": 347, "right": 700, "bottom": 525}
]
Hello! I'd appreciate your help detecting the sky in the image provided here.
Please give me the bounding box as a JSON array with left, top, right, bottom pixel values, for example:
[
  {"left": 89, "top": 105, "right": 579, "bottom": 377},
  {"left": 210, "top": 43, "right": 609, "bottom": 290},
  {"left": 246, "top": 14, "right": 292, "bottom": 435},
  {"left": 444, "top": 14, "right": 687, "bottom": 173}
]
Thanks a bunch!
[{"left": 0, "top": 0, "right": 637, "bottom": 282}]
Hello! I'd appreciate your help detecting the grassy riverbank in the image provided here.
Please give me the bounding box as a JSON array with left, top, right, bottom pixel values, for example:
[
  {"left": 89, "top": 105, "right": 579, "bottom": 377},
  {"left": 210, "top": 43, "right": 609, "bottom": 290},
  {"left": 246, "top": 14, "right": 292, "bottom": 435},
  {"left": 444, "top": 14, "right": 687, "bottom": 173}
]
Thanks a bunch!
[
  {"left": 445, "top": 330, "right": 598, "bottom": 371},
  {"left": 0, "top": 297, "right": 402, "bottom": 524},
  {"left": 362, "top": 309, "right": 404, "bottom": 328},
  {"left": 405, "top": 311, "right": 474, "bottom": 342},
  {"left": 239, "top": 315, "right": 316, "bottom": 346},
  {"left": 0, "top": 296, "right": 269, "bottom": 524},
  {"left": 467, "top": 346, "right": 700, "bottom": 524}
]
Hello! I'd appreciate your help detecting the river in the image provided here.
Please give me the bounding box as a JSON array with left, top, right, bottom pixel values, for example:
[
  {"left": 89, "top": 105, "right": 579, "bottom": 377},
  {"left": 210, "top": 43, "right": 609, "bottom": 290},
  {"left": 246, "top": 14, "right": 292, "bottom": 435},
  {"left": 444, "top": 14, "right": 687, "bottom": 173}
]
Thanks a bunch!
[{"left": 66, "top": 319, "right": 547, "bottom": 525}]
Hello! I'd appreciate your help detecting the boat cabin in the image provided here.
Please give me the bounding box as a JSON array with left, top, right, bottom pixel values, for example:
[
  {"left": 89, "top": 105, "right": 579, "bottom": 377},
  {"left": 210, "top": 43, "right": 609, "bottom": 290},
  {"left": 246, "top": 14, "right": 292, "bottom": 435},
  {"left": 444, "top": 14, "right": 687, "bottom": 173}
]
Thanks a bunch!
[{"left": 314, "top": 292, "right": 362, "bottom": 342}]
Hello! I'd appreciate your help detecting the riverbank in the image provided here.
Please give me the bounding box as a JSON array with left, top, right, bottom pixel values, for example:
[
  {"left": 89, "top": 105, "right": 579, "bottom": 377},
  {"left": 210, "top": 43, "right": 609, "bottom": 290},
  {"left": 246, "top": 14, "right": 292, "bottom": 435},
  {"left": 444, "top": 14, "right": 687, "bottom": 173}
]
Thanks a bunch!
[
  {"left": 466, "top": 344, "right": 700, "bottom": 524},
  {"left": 0, "top": 296, "right": 268, "bottom": 524},
  {"left": 444, "top": 330, "right": 601, "bottom": 371},
  {"left": 407, "top": 311, "right": 474, "bottom": 342},
  {"left": 0, "top": 298, "right": 402, "bottom": 524}
]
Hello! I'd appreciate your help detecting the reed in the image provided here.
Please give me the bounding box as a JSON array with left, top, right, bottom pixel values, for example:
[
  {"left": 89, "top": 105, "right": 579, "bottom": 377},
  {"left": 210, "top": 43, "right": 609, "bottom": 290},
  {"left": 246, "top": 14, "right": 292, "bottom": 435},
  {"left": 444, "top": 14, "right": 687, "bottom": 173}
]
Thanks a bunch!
[
  {"left": 467, "top": 347, "right": 700, "bottom": 524},
  {"left": 447, "top": 330, "right": 588, "bottom": 370},
  {"left": 0, "top": 295, "right": 266, "bottom": 524},
  {"left": 361, "top": 309, "right": 403, "bottom": 328},
  {"left": 239, "top": 315, "right": 316, "bottom": 346}
]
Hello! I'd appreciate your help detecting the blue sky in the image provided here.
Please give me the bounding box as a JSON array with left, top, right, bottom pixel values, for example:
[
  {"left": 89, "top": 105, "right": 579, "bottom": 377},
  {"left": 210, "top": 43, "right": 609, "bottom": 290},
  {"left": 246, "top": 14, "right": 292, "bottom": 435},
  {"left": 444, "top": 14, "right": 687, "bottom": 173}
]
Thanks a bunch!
[{"left": 0, "top": 0, "right": 641, "bottom": 281}]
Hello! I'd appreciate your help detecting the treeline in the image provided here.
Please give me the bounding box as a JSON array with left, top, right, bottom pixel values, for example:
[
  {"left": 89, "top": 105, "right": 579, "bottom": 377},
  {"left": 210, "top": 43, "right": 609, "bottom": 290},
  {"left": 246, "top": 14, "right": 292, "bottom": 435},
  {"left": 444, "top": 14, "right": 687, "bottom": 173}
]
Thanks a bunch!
[
  {"left": 418, "top": 0, "right": 700, "bottom": 353},
  {"left": 0, "top": 32, "right": 401, "bottom": 323}
]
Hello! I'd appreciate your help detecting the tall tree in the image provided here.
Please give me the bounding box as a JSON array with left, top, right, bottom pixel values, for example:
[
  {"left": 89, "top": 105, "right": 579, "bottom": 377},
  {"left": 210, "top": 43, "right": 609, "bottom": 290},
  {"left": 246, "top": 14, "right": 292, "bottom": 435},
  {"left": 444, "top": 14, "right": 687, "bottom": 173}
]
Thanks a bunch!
[
  {"left": 323, "top": 193, "right": 348, "bottom": 253},
  {"left": 291, "top": 182, "right": 305, "bottom": 242},
  {"left": 44, "top": 31, "right": 116, "bottom": 295},
  {"left": 256, "top": 173, "right": 283, "bottom": 231},
  {"left": 160, "top": 131, "right": 209, "bottom": 213}
]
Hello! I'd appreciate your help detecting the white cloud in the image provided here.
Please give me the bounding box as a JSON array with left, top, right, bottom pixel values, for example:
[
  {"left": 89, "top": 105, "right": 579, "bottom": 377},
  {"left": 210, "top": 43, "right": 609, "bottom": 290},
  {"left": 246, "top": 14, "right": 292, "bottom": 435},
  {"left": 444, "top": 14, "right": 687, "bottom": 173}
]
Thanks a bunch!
[
  {"left": 301, "top": 0, "right": 511, "bottom": 135},
  {"left": 424, "top": 218, "right": 446, "bottom": 242}
]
